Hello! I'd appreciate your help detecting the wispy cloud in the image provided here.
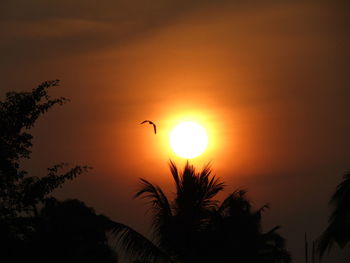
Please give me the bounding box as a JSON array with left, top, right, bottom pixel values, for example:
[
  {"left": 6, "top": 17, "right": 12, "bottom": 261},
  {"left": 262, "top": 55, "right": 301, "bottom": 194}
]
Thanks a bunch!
[{"left": 2, "top": 18, "right": 116, "bottom": 39}]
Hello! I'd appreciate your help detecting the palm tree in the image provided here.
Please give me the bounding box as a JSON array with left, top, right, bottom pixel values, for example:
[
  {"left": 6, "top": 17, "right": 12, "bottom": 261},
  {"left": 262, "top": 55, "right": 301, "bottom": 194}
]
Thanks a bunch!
[
  {"left": 110, "top": 161, "right": 290, "bottom": 263},
  {"left": 205, "top": 190, "right": 290, "bottom": 263},
  {"left": 317, "top": 172, "right": 350, "bottom": 257}
]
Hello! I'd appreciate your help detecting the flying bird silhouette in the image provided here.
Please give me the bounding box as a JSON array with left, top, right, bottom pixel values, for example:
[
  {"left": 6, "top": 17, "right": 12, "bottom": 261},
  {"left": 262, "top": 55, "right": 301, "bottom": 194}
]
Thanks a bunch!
[{"left": 140, "top": 120, "right": 157, "bottom": 134}]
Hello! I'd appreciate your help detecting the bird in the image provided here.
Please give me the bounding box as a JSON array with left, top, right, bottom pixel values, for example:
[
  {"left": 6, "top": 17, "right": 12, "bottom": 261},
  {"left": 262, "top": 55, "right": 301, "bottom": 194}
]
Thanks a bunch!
[{"left": 140, "top": 120, "right": 157, "bottom": 134}]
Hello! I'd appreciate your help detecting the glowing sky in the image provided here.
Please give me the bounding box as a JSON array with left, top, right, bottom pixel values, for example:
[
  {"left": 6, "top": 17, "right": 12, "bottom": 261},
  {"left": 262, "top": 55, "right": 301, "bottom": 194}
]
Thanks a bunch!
[{"left": 1, "top": 0, "right": 350, "bottom": 262}]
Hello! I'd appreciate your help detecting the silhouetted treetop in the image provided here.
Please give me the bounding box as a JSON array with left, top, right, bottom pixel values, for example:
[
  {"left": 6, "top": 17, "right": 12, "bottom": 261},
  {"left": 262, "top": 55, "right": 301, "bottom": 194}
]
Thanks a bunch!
[
  {"left": 318, "top": 172, "right": 350, "bottom": 257},
  {"left": 0, "top": 81, "right": 92, "bottom": 261},
  {"left": 0, "top": 80, "right": 89, "bottom": 219},
  {"left": 11, "top": 198, "right": 118, "bottom": 263},
  {"left": 0, "top": 80, "right": 67, "bottom": 165},
  {"left": 111, "top": 161, "right": 291, "bottom": 263}
]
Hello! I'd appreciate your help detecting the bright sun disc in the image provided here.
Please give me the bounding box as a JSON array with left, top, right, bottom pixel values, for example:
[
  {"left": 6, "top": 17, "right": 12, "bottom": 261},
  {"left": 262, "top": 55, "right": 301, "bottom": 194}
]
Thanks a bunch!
[{"left": 169, "top": 121, "right": 208, "bottom": 159}]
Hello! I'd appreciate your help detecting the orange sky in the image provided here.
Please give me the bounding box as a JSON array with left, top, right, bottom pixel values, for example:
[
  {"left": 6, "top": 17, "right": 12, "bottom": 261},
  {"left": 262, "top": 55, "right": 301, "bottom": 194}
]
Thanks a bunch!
[{"left": 1, "top": 0, "right": 350, "bottom": 262}]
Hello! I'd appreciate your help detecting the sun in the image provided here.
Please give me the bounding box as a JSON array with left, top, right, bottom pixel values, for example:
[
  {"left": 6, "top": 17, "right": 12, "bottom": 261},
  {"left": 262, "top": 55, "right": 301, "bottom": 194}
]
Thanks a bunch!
[{"left": 169, "top": 121, "right": 209, "bottom": 159}]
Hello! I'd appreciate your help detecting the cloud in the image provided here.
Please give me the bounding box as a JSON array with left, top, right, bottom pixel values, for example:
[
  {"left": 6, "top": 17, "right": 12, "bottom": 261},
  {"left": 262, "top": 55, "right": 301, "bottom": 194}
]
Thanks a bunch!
[
  {"left": 1, "top": 0, "right": 226, "bottom": 64},
  {"left": 2, "top": 19, "right": 116, "bottom": 39}
]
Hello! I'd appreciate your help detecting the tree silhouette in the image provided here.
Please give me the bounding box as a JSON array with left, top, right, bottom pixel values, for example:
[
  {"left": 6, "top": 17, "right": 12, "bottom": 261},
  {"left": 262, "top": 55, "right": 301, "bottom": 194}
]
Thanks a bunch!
[
  {"left": 204, "top": 190, "right": 290, "bottom": 263},
  {"left": 0, "top": 80, "right": 89, "bottom": 218},
  {"left": 317, "top": 172, "right": 350, "bottom": 257},
  {"left": 0, "top": 81, "right": 93, "bottom": 261},
  {"left": 26, "top": 198, "right": 118, "bottom": 263},
  {"left": 111, "top": 162, "right": 291, "bottom": 263}
]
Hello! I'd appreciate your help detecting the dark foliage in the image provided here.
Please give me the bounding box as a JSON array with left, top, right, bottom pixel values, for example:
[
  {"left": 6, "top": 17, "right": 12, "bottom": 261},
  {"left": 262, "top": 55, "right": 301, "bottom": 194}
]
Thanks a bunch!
[
  {"left": 0, "top": 81, "right": 114, "bottom": 262},
  {"left": 111, "top": 161, "right": 291, "bottom": 263},
  {"left": 317, "top": 172, "right": 350, "bottom": 257},
  {"left": 0, "top": 80, "right": 90, "bottom": 218},
  {"left": 3, "top": 198, "right": 117, "bottom": 262},
  {"left": 29, "top": 198, "right": 117, "bottom": 263}
]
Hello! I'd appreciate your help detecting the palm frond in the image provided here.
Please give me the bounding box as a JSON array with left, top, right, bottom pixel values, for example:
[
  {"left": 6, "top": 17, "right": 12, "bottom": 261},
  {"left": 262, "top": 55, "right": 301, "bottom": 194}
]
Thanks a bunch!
[
  {"left": 201, "top": 163, "right": 225, "bottom": 201},
  {"left": 317, "top": 228, "right": 334, "bottom": 258},
  {"left": 134, "top": 179, "right": 172, "bottom": 217},
  {"left": 265, "top": 225, "right": 280, "bottom": 235},
  {"left": 261, "top": 227, "right": 291, "bottom": 263},
  {"left": 109, "top": 221, "right": 173, "bottom": 263},
  {"left": 317, "top": 217, "right": 350, "bottom": 257},
  {"left": 169, "top": 160, "right": 181, "bottom": 193},
  {"left": 330, "top": 172, "right": 350, "bottom": 208},
  {"left": 134, "top": 178, "right": 173, "bottom": 245},
  {"left": 255, "top": 204, "right": 270, "bottom": 220},
  {"left": 174, "top": 162, "right": 224, "bottom": 212},
  {"left": 317, "top": 172, "right": 350, "bottom": 257},
  {"left": 218, "top": 189, "right": 250, "bottom": 216},
  {"left": 263, "top": 227, "right": 285, "bottom": 248}
]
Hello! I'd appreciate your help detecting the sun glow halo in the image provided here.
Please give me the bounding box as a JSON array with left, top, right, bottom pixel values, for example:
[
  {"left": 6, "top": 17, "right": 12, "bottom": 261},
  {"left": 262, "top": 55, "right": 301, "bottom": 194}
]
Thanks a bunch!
[{"left": 169, "top": 121, "right": 208, "bottom": 159}]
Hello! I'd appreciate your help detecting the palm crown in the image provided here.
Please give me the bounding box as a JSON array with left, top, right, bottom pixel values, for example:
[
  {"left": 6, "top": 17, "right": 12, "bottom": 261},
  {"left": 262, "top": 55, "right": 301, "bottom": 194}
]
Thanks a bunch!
[
  {"left": 318, "top": 172, "right": 350, "bottom": 257},
  {"left": 111, "top": 161, "right": 290, "bottom": 263}
]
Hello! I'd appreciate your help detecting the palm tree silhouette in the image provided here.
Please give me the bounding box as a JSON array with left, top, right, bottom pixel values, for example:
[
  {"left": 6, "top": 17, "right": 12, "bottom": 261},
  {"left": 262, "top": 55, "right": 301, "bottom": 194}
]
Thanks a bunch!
[
  {"left": 206, "top": 190, "right": 290, "bottom": 263},
  {"left": 110, "top": 161, "right": 290, "bottom": 263},
  {"left": 318, "top": 172, "right": 350, "bottom": 257}
]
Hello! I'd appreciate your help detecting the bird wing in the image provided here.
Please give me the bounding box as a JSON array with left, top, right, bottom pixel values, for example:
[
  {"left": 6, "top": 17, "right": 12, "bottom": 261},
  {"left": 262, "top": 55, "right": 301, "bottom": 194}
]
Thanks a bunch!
[{"left": 140, "top": 120, "right": 157, "bottom": 134}]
